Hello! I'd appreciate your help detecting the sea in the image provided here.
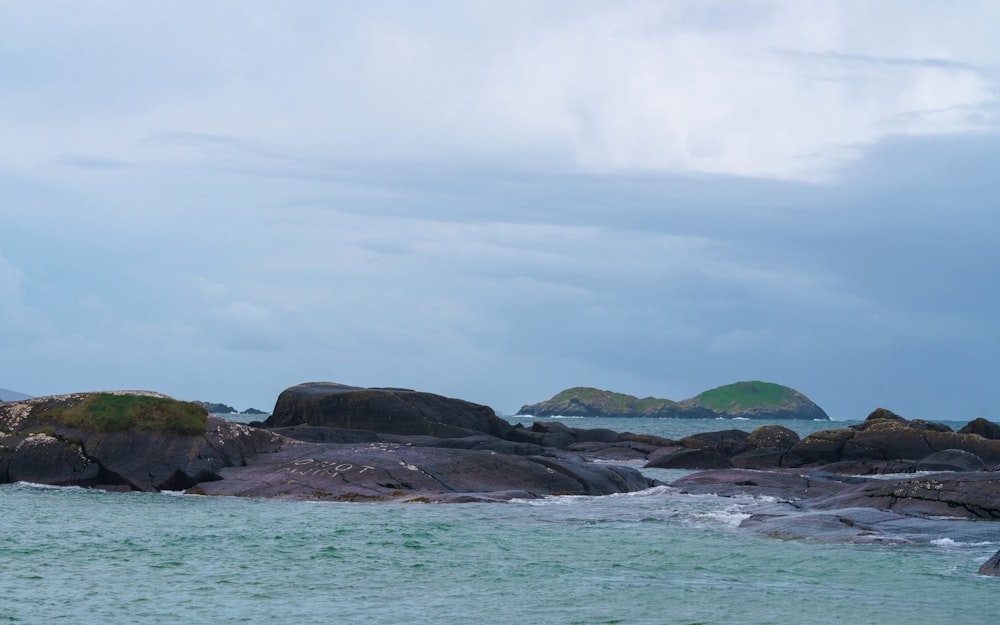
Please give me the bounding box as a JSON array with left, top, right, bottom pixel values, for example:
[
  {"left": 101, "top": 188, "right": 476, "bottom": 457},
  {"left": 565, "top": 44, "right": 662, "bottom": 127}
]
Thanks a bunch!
[{"left": 2, "top": 417, "right": 997, "bottom": 625}]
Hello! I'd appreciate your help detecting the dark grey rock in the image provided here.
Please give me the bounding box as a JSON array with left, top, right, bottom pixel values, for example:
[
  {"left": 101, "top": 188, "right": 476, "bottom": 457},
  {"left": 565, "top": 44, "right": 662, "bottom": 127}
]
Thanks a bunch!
[
  {"left": 265, "top": 382, "right": 510, "bottom": 438},
  {"left": 915, "top": 449, "right": 985, "bottom": 472},
  {"left": 645, "top": 447, "right": 733, "bottom": 470},
  {"left": 979, "top": 549, "right": 1000, "bottom": 576},
  {"left": 959, "top": 418, "right": 1000, "bottom": 440}
]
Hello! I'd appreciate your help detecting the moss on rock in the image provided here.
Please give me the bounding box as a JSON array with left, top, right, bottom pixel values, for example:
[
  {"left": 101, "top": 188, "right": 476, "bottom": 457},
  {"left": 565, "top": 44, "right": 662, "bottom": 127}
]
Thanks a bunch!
[{"left": 39, "top": 393, "right": 207, "bottom": 435}]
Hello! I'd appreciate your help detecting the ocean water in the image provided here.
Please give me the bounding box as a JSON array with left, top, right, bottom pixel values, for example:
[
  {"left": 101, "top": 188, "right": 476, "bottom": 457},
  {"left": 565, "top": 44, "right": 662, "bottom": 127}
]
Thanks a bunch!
[{"left": 2, "top": 418, "right": 997, "bottom": 625}]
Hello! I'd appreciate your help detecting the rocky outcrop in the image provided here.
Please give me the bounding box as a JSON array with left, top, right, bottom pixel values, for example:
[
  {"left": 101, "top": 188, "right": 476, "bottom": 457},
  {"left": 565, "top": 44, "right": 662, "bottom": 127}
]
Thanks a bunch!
[
  {"left": 192, "top": 441, "right": 653, "bottom": 502},
  {"left": 635, "top": 410, "right": 1000, "bottom": 475},
  {"left": 785, "top": 410, "right": 1000, "bottom": 470},
  {"left": 0, "top": 392, "right": 284, "bottom": 491},
  {"left": 672, "top": 468, "right": 1000, "bottom": 520},
  {"left": 1, "top": 386, "right": 656, "bottom": 501},
  {"left": 518, "top": 381, "right": 829, "bottom": 420},
  {"left": 959, "top": 418, "right": 1000, "bottom": 440}
]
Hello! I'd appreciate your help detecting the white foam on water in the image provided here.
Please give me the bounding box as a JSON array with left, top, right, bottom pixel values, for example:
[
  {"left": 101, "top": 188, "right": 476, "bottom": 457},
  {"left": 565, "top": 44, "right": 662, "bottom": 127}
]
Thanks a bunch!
[
  {"left": 15, "top": 481, "right": 75, "bottom": 490},
  {"left": 931, "top": 537, "right": 996, "bottom": 548},
  {"left": 695, "top": 506, "right": 752, "bottom": 527}
]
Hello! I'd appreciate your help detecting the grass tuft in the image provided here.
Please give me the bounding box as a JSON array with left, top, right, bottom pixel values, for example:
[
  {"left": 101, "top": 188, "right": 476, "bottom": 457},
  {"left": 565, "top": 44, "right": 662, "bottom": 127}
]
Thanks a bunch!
[{"left": 42, "top": 393, "right": 208, "bottom": 435}]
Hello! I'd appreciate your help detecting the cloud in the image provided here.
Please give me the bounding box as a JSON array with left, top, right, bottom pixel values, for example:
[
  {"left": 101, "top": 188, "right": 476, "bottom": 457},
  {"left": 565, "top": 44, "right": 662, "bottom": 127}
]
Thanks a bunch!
[
  {"left": 1, "top": 3, "right": 998, "bottom": 419},
  {"left": 2, "top": 1, "right": 999, "bottom": 181}
]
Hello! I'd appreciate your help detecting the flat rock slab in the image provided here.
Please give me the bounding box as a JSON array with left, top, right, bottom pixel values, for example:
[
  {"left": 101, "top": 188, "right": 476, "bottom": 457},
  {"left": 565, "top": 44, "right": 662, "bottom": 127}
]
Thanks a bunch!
[
  {"left": 741, "top": 506, "right": 1000, "bottom": 545},
  {"left": 190, "top": 441, "right": 653, "bottom": 502},
  {"left": 809, "top": 472, "right": 1000, "bottom": 520}
]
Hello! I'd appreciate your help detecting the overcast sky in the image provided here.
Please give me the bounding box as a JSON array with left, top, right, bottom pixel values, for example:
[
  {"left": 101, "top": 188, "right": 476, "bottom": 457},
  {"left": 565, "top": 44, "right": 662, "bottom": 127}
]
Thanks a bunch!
[{"left": 2, "top": 1, "right": 998, "bottom": 420}]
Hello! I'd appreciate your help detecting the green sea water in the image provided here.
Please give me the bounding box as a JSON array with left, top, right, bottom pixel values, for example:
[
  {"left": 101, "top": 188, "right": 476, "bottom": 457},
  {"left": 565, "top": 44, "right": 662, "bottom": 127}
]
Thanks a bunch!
[{"left": 2, "top": 419, "right": 997, "bottom": 624}]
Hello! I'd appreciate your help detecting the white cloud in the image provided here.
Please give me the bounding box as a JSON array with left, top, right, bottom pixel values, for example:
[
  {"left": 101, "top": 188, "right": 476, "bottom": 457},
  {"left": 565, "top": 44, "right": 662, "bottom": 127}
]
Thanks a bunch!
[{"left": 2, "top": 2, "right": 998, "bottom": 181}]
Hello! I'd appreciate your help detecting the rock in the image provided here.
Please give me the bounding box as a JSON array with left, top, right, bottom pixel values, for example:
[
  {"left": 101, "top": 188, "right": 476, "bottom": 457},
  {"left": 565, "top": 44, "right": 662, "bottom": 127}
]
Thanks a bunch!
[
  {"left": 959, "top": 418, "right": 1000, "bottom": 440},
  {"left": 979, "top": 549, "right": 1000, "bottom": 576},
  {"left": 191, "top": 441, "right": 654, "bottom": 501},
  {"left": 784, "top": 428, "right": 856, "bottom": 466},
  {"left": 1, "top": 432, "right": 100, "bottom": 485},
  {"left": 1, "top": 387, "right": 657, "bottom": 501},
  {"left": 645, "top": 447, "right": 733, "bottom": 470},
  {"left": 0, "top": 392, "right": 285, "bottom": 491},
  {"left": 671, "top": 468, "right": 851, "bottom": 500},
  {"left": 814, "top": 460, "right": 915, "bottom": 475},
  {"left": 810, "top": 473, "right": 1000, "bottom": 520},
  {"left": 783, "top": 410, "right": 1000, "bottom": 468},
  {"left": 617, "top": 432, "right": 676, "bottom": 447},
  {"left": 678, "top": 429, "right": 750, "bottom": 455},
  {"left": 730, "top": 448, "right": 786, "bottom": 469},
  {"left": 265, "top": 382, "right": 510, "bottom": 438},
  {"left": 915, "top": 449, "right": 985, "bottom": 472},
  {"left": 503, "top": 421, "right": 620, "bottom": 450},
  {"left": 565, "top": 441, "right": 654, "bottom": 462},
  {"left": 745, "top": 425, "right": 800, "bottom": 451},
  {"left": 242, "top": 407, "right": 268, "bottom": 416}
]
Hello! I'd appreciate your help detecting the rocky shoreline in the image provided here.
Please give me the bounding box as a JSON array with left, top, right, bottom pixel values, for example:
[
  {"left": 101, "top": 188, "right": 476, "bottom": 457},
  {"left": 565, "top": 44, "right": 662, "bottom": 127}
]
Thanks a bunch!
[{"left": 2, "top": 382, "right": 998, "bottom": 573}]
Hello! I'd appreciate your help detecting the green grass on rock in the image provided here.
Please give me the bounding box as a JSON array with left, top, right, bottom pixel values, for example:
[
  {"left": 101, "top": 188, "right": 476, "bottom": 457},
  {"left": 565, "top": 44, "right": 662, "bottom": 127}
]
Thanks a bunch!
[{"left": 42, "top": 393, "right": 208, "bottom": 435}]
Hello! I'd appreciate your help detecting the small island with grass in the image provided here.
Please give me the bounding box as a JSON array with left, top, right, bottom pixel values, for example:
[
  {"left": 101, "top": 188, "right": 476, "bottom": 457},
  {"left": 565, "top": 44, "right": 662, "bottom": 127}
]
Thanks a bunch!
[{"left": 517, "top": 381, "right": 830, "bottom": 420}]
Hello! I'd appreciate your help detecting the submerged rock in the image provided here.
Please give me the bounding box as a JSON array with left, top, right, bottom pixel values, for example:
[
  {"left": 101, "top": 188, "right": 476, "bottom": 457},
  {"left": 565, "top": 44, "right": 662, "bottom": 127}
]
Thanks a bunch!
[{"left": 979, "top": 549, "right": 1000, "bottom": 576}]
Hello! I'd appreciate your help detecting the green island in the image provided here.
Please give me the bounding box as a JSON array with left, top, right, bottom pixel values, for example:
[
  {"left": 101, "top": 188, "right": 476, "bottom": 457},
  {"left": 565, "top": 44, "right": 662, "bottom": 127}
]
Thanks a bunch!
[{"left": 518, "top": 381, "right": 829, "bottom": 420}]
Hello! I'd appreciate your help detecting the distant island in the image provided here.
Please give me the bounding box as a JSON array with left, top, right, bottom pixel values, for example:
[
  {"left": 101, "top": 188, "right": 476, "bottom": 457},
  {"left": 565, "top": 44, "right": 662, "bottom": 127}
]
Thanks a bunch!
[
  {"left": 0, "top": 388, "right": 32, "bottom": 402},
  {"left": 517, "top": 381, "right": 830, "bottom": 420},
  {"left": 195, "top": 401, "right": 268, "bottom": 415},
  {"left": 195, "top": 401, "right": 238, "bottom": 414}
]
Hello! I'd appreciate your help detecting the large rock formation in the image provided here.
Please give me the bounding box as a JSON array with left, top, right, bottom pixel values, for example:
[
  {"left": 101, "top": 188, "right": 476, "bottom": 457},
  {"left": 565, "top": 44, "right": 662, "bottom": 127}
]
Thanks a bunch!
[
  {"left": 1, "top": 386, "right": 656, "bottom": 502},
  {"left": 265, "top": 382, "right": 512, "bottom": 438},
  {"left": 518, "top": 381, "right": 829, "bottom": 420},
  {"left": 0, "top": 391, "right": 283, "bottom": 491}
]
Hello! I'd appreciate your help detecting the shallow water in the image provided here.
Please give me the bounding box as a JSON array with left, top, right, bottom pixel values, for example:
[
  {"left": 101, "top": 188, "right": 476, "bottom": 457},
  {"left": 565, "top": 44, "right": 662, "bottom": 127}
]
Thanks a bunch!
[{"left": 2, "top": 418, "right": 996, "bottom": 624}]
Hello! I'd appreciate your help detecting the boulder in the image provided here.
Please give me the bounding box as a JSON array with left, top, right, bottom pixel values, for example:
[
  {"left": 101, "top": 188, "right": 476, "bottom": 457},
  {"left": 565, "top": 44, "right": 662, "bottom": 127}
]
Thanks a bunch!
[
  {"left": 265, "top": 382, "right": 511, "bottom": 438},
  {"left": 678, "top": 429, "right": 750, "bottom": 456},
  {"left": 745, "top": 425, "right": 800, "bottom": 451},
  {"left": 959, "top": 418, "right": 1000, "bottom": 440},
  {"left": 645, "top": 447, "right": 733, "bottom": 470},
  {"left": 914, "top": 449, "right": 985, "bottom": 472},
  {"left": 784, "top": 428, "right": 856, "bottom": 466},
  {"left": 730, "top": 448, "right": 786, "bottom": 469}
]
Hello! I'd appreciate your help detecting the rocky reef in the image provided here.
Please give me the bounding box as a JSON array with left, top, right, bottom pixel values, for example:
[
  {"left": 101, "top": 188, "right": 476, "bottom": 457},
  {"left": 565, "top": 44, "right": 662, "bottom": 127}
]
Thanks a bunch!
[{"left": 518, "top": 381, "right": 829, "bottom": 420}]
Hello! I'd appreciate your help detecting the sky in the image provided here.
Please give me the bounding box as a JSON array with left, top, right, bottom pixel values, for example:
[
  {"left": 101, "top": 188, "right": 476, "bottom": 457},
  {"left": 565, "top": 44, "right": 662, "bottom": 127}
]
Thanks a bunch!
[{"left": 2, "top": 1, "right": 998, "bottom": 420}]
